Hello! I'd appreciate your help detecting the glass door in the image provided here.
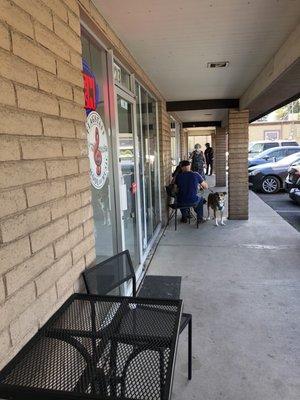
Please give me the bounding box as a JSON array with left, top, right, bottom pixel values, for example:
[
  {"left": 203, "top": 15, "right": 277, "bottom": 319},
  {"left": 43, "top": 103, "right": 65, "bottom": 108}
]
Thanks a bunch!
[{"left": 115, "top": 90, "right": 139, "bottom": 269}]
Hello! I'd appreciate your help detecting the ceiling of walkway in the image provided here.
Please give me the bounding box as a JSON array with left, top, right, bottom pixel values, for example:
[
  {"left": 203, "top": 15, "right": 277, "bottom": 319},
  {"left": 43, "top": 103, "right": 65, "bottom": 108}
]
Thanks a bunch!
[{"left": 94, "top": 0, "right": 299, "bottom": 122}]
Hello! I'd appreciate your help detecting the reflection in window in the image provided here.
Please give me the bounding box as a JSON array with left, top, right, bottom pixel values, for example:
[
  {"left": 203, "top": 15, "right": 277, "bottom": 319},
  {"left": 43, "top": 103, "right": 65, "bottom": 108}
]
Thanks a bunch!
[
  {"left": 81, "top": 31, "right": 116, "bottom": 263},
  {"left": 136, "top": 84, "right": 160, "bottom": 248}
]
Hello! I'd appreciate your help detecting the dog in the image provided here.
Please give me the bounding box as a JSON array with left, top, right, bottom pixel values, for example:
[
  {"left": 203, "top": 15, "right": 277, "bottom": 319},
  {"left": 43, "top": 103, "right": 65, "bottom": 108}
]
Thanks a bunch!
[{"left": 207, "top": 191, "right": 227, "bottom": 226}]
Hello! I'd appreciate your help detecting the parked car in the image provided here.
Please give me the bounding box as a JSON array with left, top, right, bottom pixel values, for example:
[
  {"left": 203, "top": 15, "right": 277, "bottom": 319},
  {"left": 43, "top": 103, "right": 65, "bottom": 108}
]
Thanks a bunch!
[
  {"left": 289, "top": 188, "right": 300, "bottom": 205},
  {"left": 248, "top": 146, "right": 300, "bottom": 168},
  {"left": 285, "top": 163, "right": 300, "bottom": 192},
  {"left": 248, "top": 152, "right": 300, "bottom": 194},
  {"left": 248, "top": 140, "right": 299, "bottom": 157}
]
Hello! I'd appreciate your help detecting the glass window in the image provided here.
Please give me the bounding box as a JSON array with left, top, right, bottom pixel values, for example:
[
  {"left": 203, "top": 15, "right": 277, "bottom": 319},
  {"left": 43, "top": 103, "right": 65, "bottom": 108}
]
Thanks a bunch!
[
  {"left": 249, "top": 143, "right": 264, "bottom": 154},
  {"left": 268, "top": 149, "right": 282, "bottom": 158},
  {"left": 136, "top": 83, "right": 161, "bottom": 249},
  {"left": 282, "top": 141, "right": 298, "bottom": 146},
  {"left": 114, "top": 61, "right": 131, "bottom": 91},
  {"left": 135, "top": 83, "right": 147, "bottom": 250},
  {"left": 285, "top": 148, "right": 298, "bottom": 156},
  {"left": 148, "top": 96, "right": 160, "bottom": 230},
  {"left": 264, "top": 142, "right": 278, "bottom": 150},
  {"left": 82, "top": 31, "right": 117, "bottom": 263}
]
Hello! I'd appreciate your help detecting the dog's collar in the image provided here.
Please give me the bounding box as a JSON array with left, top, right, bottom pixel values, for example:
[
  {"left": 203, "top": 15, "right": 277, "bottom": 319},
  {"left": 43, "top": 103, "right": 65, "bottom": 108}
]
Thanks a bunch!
[{"left": 218, "top": 205, "right": 225, "bottom": 211}]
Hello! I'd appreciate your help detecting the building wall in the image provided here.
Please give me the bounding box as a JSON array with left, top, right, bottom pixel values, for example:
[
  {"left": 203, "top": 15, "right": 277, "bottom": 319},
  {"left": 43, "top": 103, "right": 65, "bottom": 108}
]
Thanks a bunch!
[
  {"left": 0, "top": 0, "right": 171, "bottom": 368},
  {"left": 158, "top": 101, "right": 172, "bottom": 221},
  {"left": 249, "top": 121, "right": 300, "bottom": 143},
  {"left": 180, "top": 128, "right": 189, "bottom": 160}
]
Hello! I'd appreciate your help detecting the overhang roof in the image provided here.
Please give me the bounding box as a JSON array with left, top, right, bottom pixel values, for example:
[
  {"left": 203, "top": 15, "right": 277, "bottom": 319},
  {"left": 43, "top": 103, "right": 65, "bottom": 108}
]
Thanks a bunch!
[{"left": 93, "top": 0, "right": 300, "bottom": 123}]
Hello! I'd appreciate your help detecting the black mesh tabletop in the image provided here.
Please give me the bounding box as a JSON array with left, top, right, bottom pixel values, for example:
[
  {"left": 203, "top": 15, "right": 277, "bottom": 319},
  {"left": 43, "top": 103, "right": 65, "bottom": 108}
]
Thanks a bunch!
[{"left": 0, "top": 293, "right": 182, "bottom": 400}]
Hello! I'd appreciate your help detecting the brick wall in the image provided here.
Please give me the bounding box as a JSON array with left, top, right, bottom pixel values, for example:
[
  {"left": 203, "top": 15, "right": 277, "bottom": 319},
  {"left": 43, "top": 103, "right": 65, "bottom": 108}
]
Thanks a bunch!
[
  {"left": 0, "top": 0, "right": 173, "bottom": 367},
  {"left": 228, "top": 109, "right": 249, "bottom": 219},
  {"left": 180, "top": 128, "right": 189, "bottom": 160},
  {"left": 158, "top": 101, "right": 171, "bottom": 222},
  {"left": 0, "top": 0, "right": 95, "bottom": 368},
  {"left": 215, "top": 127, "right": 227, "bottom": 186}
]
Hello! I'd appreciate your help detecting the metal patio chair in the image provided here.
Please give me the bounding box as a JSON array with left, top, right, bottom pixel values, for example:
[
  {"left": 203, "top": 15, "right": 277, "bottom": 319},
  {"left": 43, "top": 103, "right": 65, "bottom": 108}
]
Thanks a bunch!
[
  {"left": 166, "top": 185, "right": 200, "bottom": 230},
  {"left": 83, "top": 250, "right": 193, "bottom": 380}
]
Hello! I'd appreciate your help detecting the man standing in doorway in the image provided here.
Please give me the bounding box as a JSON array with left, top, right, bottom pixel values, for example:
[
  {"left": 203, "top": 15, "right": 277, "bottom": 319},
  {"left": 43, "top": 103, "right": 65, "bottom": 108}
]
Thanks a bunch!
[
  {"left": 175, "top": 160, "right": 208, "bottom": 224},
  {"left": 205, "top": 143, "right": 214, "bottom": 176}
]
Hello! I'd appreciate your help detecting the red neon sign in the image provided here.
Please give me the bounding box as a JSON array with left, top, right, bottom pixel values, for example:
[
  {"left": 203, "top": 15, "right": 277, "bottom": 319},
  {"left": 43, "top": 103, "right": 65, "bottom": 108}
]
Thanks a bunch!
[{"left": 83, "top": 72, "right": 96, "bottom": 110}]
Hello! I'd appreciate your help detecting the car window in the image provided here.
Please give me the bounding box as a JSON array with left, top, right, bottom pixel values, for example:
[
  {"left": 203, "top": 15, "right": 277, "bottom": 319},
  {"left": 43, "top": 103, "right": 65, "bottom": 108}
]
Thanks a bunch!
[
  {"left": 249, "top": 143, "right": 264, "bottom": 153},
  {"left": 264, "top": 142, "right": 278, "bottom": 150},
  {"left": 282, "top": 141, "right": 298, "bottom": 146},
  {"left": 276, "top": 152, "right": 300, "bottom": 166},
  {"left": 292, "top": 157, "right": 300, "bottom": 165},
  {"left": 269, "top": 149, "right": 283, "bottom": 158},
  {"left": 285, "top": 148, "right": 299, "bottom": 156}
]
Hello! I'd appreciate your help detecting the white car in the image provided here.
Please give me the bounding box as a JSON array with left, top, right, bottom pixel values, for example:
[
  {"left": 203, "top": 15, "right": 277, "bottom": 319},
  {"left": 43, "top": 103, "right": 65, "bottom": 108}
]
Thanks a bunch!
[{"left": 248, "top": 140, "right": 299, "bottom": 157}]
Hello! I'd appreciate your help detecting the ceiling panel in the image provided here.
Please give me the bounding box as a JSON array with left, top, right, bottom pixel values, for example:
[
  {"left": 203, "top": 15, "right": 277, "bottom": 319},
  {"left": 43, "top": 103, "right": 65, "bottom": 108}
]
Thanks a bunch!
[
  {"left": 176, "top": 109, "right": 227, "bottom": 122},
  {"left": 93, "top": 0, "right": 300, "bottom": 103}
]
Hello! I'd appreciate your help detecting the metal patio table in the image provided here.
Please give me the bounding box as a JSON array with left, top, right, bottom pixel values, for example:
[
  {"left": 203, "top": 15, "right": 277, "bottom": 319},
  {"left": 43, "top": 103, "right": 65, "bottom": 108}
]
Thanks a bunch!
[{"left": 0, "top": 293, "right": 182, "bottom": 400}]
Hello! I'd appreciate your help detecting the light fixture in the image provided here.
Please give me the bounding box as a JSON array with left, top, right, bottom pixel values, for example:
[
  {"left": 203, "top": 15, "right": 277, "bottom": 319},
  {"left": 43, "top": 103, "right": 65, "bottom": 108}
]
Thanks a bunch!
[{"left": 207, "top": 61, "right": 229, "bottom": 68}]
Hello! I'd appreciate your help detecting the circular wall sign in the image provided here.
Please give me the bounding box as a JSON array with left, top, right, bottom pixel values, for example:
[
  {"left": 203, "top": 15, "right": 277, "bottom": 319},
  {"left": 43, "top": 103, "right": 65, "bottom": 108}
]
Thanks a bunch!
[{"left": 86, "top": 111, "right": 109, "bottom": 190}]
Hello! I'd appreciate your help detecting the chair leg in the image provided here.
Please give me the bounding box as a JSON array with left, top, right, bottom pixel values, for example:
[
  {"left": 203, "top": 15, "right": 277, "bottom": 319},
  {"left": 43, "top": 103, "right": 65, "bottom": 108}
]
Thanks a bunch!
[
  {"left": 175, "top": 208, "right": 177, "bottom": 231},
  {"left": 188, "top": 316, "right": 192, "bottom": 380}
]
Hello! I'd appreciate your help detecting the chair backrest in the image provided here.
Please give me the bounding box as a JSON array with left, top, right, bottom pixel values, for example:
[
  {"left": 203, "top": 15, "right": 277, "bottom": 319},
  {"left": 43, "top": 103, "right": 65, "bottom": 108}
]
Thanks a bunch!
[
  {"left": 165, "top": 184, "right": 177, "bottom": 198},
  {"left": 82, "top": 250, "right": 136, "bottom": 297}
]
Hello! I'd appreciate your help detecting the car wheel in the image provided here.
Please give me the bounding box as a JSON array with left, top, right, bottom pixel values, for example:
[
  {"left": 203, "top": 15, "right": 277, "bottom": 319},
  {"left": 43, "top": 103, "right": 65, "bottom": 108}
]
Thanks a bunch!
[{"left": 261, "top": 176, "right": 280, "bottom": 194}]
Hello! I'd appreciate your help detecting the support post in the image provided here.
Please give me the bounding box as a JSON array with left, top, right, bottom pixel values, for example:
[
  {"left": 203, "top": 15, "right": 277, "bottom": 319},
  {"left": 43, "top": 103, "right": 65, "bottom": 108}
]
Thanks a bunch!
[
  {"left": 228, "top": 109, "right": 249, "bottom": 220},
  {"left": 215, "top": 127, "right": 227, "bottom": 186},
  {"left": 211, "top": 131, "right": 216, "bottom": 175}
]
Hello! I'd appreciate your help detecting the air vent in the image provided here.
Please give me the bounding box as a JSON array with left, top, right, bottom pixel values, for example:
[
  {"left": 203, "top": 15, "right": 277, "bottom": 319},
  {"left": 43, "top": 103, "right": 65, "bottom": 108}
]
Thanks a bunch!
[{"left": 207, "top": 61, "right": 229, "bottom": 68}]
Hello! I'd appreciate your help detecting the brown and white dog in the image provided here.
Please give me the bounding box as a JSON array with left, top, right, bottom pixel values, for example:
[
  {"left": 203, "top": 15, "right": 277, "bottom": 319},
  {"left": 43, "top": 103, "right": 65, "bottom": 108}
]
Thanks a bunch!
[{"left": 207, "top": 191, "right": 227, "bottom": 226}]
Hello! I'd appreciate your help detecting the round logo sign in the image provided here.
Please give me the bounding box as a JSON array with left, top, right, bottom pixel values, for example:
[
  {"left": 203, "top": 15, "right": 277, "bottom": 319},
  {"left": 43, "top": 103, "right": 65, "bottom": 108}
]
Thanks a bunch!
[{"left": 86, "top": 111, "right": 109, "bottom": 190}]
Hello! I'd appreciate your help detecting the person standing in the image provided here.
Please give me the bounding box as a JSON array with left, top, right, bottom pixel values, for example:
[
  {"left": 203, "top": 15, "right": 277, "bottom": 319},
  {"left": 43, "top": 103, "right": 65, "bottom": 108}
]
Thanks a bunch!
[
  {"left": 191, "top": 144, "right": 206, "bottom": 178},
  {"left": 204, "top": 142, "right": 214, "bottom": 176},
  {"left": 175, "top": 160, "right": 208, "bottom": 223}
]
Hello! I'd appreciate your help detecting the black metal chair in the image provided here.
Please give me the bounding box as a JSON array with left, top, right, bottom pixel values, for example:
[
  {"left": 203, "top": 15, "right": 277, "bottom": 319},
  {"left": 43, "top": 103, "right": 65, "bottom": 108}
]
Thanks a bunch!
[
  {"left": 82, "top": 250, "right": 137, "bottom": 297},
  {"left": 83, "top": 250, "right": 193, "bottom": 380},
  {"left": 166, "top": 185, "right": 199, "bottom": 230}
]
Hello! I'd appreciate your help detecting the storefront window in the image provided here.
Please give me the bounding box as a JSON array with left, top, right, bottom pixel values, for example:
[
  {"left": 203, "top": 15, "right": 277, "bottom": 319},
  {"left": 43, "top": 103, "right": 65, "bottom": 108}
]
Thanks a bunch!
[
  {"left": 135, "top": 84, "right": 147, "bottom": 250},
  {"left": 136, "top": 83, "right": 160, "bottom": 247},
  {"left": 113, "top": 61, "right": 131, "bottom": 91},
  {"left": 170, "top": 118, "right": 180, "bottom": 171},
  {"left": 148, "top": 97, "right": 160, "bottom": 230},
  {"left": 81, "top": 31, "right": 117, "bottom": 262}
]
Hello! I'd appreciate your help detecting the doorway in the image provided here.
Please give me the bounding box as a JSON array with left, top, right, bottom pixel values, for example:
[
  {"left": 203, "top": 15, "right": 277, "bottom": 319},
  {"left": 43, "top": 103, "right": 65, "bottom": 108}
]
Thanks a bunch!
[{"left": 115, "top": 89, "right": 140, "bottom": 271}]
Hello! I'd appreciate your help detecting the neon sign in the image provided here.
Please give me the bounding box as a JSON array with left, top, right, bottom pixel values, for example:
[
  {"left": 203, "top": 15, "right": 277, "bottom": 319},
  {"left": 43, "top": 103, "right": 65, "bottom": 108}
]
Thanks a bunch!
[{"left": 82, "top": 59, "right": 100, "bottom": 114}]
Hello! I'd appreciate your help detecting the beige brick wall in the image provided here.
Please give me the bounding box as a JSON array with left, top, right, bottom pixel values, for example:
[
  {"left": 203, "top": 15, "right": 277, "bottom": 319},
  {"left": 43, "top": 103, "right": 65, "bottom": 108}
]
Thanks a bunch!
[
  {"left": 215, "top": 127, "right": 227, "bottom": 186},
  {"left": 180, "top": 128, "right": 189, "bottom": 160},
  {"left": 0, "top": 0, "right": 173, "bottom": 369},
  {"left": 228, "top": 110, "right": 249, "bottom": 220},
  {"left": 158, "top": 102, "right": 172, "bottom": 223},
  {"left": 0, "top": 0, "right": 94, "bottom": 369}
]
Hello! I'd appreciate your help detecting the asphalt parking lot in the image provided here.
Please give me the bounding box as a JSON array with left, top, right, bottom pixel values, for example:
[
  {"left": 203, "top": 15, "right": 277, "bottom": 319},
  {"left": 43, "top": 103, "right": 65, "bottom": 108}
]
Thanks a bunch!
[{"left": 256, "top": 191, "right": 300, "bottom": 232}]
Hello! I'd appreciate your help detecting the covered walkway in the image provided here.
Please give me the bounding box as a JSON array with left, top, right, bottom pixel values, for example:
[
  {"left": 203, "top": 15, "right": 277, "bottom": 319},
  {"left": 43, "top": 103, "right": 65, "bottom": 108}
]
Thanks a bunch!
[{"left": 148, "top": 190, "right": 300, "bottom": 400}]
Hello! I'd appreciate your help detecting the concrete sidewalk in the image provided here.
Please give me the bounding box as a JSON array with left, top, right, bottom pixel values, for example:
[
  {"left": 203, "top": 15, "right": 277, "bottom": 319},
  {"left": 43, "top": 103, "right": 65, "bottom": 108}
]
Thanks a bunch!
[{"left": 149, "top": 190, "right": 300, "bottom": 400}]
